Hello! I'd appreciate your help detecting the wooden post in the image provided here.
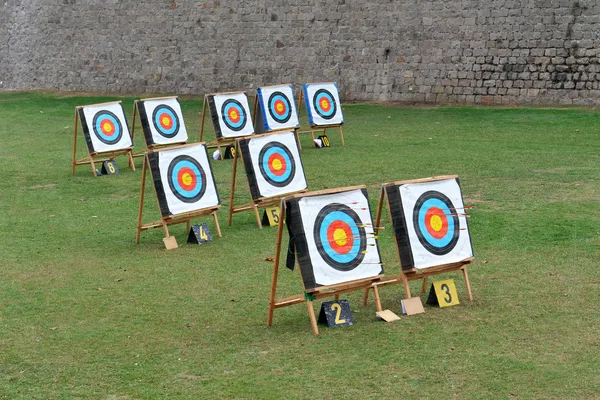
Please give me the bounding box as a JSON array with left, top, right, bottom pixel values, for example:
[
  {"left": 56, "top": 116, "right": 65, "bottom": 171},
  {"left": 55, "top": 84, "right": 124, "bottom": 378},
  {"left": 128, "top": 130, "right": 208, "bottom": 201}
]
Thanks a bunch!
[
  {"left": 136, "top": 154, "right": 148, "bottom": 244},
  {"left": 72, "top": 109, "right": 79, "bottom": 175},
  {"left": 267, "top": 199, "right": 286, "bottom": 326},
  {"left": 306, "top": 299, "right": 319, "bottom": 335},
  {"left": 462, "top": 265, "right": 473, "bottom": 301},
  {"left": 212, "top": 211, "right": 222, "bottom": 237},
  {"left": 199, "top": 97, "right": 207, "bottom": 143},
  {"left": 228, "top": 140, "right": 239, "bottom": 226},
  {"left": 339, "top": 125, "right": 345, "bottom": 146}
]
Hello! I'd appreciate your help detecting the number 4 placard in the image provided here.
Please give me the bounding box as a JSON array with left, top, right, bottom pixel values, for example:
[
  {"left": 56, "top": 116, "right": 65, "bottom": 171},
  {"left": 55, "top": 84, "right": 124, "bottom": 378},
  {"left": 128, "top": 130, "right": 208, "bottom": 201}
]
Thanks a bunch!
[{"left": 426, "top": 279, "right": 460, "bottom": 308}]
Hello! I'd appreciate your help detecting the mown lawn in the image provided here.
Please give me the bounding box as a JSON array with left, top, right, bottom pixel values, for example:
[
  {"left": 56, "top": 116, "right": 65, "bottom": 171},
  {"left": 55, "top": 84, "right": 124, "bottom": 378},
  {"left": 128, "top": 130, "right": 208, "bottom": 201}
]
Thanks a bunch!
[{"left": 0, "top": 91, "right": 599, "bottom": 399}]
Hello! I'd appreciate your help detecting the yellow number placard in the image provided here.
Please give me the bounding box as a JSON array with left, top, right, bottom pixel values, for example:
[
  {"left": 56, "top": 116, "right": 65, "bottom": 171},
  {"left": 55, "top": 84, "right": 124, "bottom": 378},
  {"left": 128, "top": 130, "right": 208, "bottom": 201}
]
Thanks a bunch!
[
  {"left": 433, "top": 279, "right": 459, "bottom": 308},
  {"left": 264, "top": 206, "right": 281, "bottom": 227}
]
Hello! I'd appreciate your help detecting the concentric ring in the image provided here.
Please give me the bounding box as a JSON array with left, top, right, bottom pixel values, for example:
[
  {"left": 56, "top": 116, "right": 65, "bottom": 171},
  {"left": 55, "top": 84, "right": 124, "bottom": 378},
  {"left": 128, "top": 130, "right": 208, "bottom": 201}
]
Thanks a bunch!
[
  {"left": 267, "top": 92, "right": 292, "bottom": 123},
  {"left": 412, "top": 191, "right": 459, "bottom": 255},
  {"left": 221, "top": 99, "right": 247, "bottom": 131},
  {"left": 313, "top": 89, "right": 337, "bottom": 120},
  {"left": 314, "top": 203, "right": 367, "bottom": 271},
  {"left": 167, "top": 155, "right": 206, "bottom": 203},
  {"left": 152, "top": 105, "right": 180, "bottom": 138},
  {"left": 258, "top": 141, "right": 295, "bottom": 187},
  {"left": 92, "top": 110, "right": 123, "bottom": 144}
]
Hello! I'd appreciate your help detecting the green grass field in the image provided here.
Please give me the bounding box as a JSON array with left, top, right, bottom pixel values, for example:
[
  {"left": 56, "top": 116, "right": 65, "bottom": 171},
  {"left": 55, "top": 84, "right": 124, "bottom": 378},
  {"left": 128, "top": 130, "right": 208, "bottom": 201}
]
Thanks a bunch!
[{"left": 1, "top": 91, "right": 599, "bottom": 399}]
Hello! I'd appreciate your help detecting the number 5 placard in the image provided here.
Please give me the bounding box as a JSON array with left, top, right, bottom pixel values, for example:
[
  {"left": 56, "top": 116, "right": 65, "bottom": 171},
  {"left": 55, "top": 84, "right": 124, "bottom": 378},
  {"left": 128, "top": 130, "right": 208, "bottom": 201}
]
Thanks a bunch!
[{"left": 426, "top": 279, "right": 460, "bottom": 308}]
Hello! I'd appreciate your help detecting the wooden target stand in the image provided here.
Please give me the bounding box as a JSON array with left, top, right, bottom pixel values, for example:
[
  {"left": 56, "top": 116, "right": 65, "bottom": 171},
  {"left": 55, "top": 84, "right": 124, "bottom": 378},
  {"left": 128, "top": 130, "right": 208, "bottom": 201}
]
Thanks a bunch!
[
  {"left": 251, "top": 91, "right": 302, "bottom": 149},
  {"left": 199, "top": 92, "right": 250, "bottom": 155},
  {"left": 296, "top": 89, "right": 345, "bottom": 149},
  {"left": 228, "top": 134, "right": 307, "bottom": 228},
  {"left": 267, "top": 189, "right": 386, "bottom": 336},
  {"left": 362, "top": 177, "right": 474, "bottom": 306},
  {"left": 135, "top": 144, "right": 222, "bottom": 248},
  {"left": 130, "top": 97, "right": 187, "bottom": 156},
  {"left": 72, "top": 103, "right": 136, "bottom": 176}
]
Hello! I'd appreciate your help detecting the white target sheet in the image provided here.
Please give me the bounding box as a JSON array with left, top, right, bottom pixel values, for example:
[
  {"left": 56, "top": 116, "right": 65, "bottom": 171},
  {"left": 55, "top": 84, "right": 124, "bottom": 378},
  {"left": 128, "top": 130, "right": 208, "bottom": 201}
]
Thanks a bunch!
[
  {"left": 81, "top": 102, "right": 133, "bottom": 153},
  {"left": 303, "top": 82, "right": 344, "bottom": 126}
]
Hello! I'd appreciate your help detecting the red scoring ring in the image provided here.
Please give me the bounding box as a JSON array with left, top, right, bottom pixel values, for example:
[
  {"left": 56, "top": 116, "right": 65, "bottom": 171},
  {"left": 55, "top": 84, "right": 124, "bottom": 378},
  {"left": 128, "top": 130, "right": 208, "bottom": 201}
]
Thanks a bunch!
[
  {"left": 326, "top": 220, "right": 354, "bottom": 254},
  {"left": 228, "top": 107, "right": 241, "bottom": 123},
  {"left": 177, "top": 167, "right": 197, "bottom": 191},
  {"left": 273, "top": 99, "right": 287, "bottom": 116},
  {"left": 425, "top": 207, "right": 448, "bottom": 239},
  {"left": 320, "top": 98, "right": 331, "bottom": 112},
  {"left": 159, "top": 112, "right": 173, "bottom": 130},
  {"left": 100, "top": 119, "right": 116, "bottom": 136},
  {"left": 267, "top": 153, "right": 287, "bottom": 176}
]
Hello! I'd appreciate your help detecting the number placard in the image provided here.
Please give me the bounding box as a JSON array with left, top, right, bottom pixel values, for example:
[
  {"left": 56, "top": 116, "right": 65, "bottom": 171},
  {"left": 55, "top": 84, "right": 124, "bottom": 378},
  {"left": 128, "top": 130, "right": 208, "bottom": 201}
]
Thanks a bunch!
[
  {"left": 262, "top": 206, "right": 282, "bottom": 227},
  {"left": 318, "top": 299, "right": 354, "bottom": 328},
  {"left": 223, "top": 144, "right": 236, "bottom": 160},
  {"left": 101, "top": 160, "right": 119, "bottom": 175},
  {"left": 187, "top": 223, "right": 213, "bottom": 244},
  {"left": 317, "top": 135, "right": 330, "bottom": 148},
  {"left": 426, "top": 279, "right": 460, "bottom": 308}
]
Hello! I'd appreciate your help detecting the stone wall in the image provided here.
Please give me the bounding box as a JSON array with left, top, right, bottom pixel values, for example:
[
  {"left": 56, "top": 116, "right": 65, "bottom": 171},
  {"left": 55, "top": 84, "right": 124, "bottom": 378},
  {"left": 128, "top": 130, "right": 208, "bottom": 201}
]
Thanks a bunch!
[{"left": 1, "top": 0, "right": 600, "bottom": 105}]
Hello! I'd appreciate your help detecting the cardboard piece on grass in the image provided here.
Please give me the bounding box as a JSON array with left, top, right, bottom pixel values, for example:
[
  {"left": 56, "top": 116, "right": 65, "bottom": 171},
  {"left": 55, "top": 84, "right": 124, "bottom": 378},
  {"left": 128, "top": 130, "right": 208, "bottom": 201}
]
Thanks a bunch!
[
  {"left": 262, "top": 206, "right": 282, "bottom": 227},
  {"left": 187, "top": 223, "right": 213, "bottom": 244},
  {"left": 426, "top": 279, "right": 460, "bottom": 308},
  {"left": 101, "top": 160, "right": 119, "bottom": 175},
  {"left": 163, "top": 236, "right": 178, "bottom": 250},
  {"left": 318, "top": 299, "right": 354, "bottom": 328},
  {"left": 401, "top": 297, "right": 425, "bottom": 315},
  {"left": 376, "top": 309, "right": 401, "bottom": 322}
]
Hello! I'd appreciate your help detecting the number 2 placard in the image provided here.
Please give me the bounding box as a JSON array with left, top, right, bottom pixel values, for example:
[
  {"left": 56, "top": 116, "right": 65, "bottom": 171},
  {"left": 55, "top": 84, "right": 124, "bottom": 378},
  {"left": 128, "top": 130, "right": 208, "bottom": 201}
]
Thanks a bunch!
[{"left": 318, "top": 299, "right": 354, "bottom": 328}]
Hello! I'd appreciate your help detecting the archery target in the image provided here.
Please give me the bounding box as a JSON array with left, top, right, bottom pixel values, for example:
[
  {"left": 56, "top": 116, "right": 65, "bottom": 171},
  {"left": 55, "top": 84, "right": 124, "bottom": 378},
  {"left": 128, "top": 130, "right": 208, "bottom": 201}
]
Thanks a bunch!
[
  {"left": 398, "top": 178, "right": 473, "bottom": 269},
  {"left": 256, "top": 85, "right": 300, "bottom": 132},
  {"left": 139, "top": 97, "right": 188, "bottom": 146},
  {"left": 294, "top": 189, "right": 382, "bottom": 288},
  {"left": 80, "top": 102, "right": 132, "bottom": 153},
  {"left": 209, "top": 92, "right": 254, "bottom": 138},
  {"left": 243, "top": 131, "right": 306, "bottom": 199},
  {"left": 303, "top": 83, "right": 344, "bottom": 126},
  {"left": 151, "top": 144, "right": 220, "bottom": 216}
]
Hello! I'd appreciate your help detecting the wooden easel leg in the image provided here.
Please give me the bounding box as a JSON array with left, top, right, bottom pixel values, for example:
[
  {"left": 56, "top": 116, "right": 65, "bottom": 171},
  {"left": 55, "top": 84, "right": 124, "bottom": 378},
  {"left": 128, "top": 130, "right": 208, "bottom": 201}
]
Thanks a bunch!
[
  {"left": 420, "top": 277, "right": 429, "bottom": 295},
  {"left": 72, "top": 110, "right": 79, "bottom": 176},
  {"left": 186, "top": 220, "right": 191, "bottom": 232},
  {"left": 228, "top": 141, "right": 239, "bottom": 226},
  {"left": 89, "top": 155, "right": 97, "bottom": 176},
  {"left": 212, "top": 211, "right": 222, "bottom": 238},
  {"left": 267, "top": 200, "right": 285, "bottom": 327},
  {"left": 306, "top": 300, "right": 319, "bottom": 336},
  {"left": 199, "top": 99, "right": 207, "bottom": 143},
  {"left": 375, "top": 186, "right": 385, "bottom": 229},
  {"left": 462, "top": 266, "right": 473, "bottom": 301},
  {"left": 339, "top": 125, "right": 345, "bottom": 146},
  {"left": 310, "top": 127, "right": 317, "bottom": 148},
  {"left": 294, "top": 128, "right": 302, "bottom": 150},
  {"left": 372, "top": 285, "right": 383, "bottom": 312},
  {"left": 334, "top": 294, "right": 340, "bottom": 301},
  {"left": 161, "top": 221, "right": 170, "bottom": 237},
  {"left": 362, "top": 287, "right": 370, "bottom": 305},
  {"left": 253, "top": 204, "right": 263, "bottom": 229},
  {"left": 136, "top": 156, "right": 148, "bottom": 244},
  {"left": 128, "top": 150, "right": 136, "bottom": 171},
  {"left": 402, "top": 275, "right": 412, "bottom": 299}
]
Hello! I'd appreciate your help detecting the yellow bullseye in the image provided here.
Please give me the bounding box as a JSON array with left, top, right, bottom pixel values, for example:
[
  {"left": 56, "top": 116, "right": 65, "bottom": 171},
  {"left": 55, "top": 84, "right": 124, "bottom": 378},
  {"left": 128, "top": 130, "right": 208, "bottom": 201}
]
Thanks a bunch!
[
  {"left": 276, "top": 103, "right": 284, "bottom": 112},
  {"left": 430, "top": 214, "right": 443, "bottom": 232},
  {"left": 103, "top": 122, "right": 113, "bottom": 133},
  {"left": 182, "top": 173, "right": 193, "bottom": 186},
  {"left": 333, "top": 228, "right": 347, "bottom": 246},
  {"left": 321, "top": 99, "right": 329, "bottom": 108},
  {"left": 272, "top": 159, "right": 283, "bottom": 171},
  {"left": 231, "top": 110, "right": 238, "bottom": 119},
  {"left": 162, "top": 116, "right": 170, "bottom": 125}
]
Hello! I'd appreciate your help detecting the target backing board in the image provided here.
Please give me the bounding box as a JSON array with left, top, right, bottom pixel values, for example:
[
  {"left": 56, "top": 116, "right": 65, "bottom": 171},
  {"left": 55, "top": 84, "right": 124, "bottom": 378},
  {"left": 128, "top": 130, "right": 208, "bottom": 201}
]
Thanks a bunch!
[
  {"left": 137, "top": 97, "right": 188, "bottom": 146},
  {"left": 255, "top": 84, "right": 300, "bottom": 133},
  {"left": 78, "top": 102, "right": 133, "bottom": 153},
  {"left": 286, "top": 188, "right": 383, "bottom": 290},
  {"left": 239, "top": 131, "right": 307, "bottom": 200},
  {"left": 386, "top": 177, "right": 473, "bottom": 270},
  {"left": 147, "top": 143, "right": 220, "bottom": 217},
  {"left": 207, "top": 92, "right": 254, "bottom": 139},
  {"left": 303, "top": 82, "right": 344, "bottom": 127}
]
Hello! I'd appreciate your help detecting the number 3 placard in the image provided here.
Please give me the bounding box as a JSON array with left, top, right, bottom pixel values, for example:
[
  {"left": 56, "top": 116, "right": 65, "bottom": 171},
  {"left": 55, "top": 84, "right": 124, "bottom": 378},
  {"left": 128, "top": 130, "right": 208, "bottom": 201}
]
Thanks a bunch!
[{"left": 427, "top": 279, "right": 460, "bottom": 308}]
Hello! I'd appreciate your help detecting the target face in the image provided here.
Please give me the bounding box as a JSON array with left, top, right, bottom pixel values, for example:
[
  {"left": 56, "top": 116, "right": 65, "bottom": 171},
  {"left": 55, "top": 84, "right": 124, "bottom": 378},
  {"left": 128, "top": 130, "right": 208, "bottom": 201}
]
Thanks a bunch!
[
  {"left": 303, "top": 83, "right": 344, "bottom": 126},
  {"left": 221, "top": 99, "right": 247, "bottom": 132},
  {"left": 288, "top": 188, "right": 383, "bottom": 289},
  {"left": 268, "top": 92, "right": 292, "bottom": 123},
  {"left": 258, "top": 141, "right": 295, "bottom": 187},
  {"left": 80, "top": 102, "right": 133, "bottom": 153},
  {"left": 413, "top": 191, "right": 459, "bottom": 255},
  {"left": 167, "top": 155, "right": 206, "bottom": 203},
  {"left": 92, "top": 110, "right": 123, "bottom": 144},
  {"left": 149, "top": 143, "right": 220, "bottom": 216},
  {"left": 313, "top": 89, "right": 337, "bottom": 120},
  {"left": 152, "top": 105, "right": 180, "bottom": 138},
  {"left": 314, "top": 204, "right": 366, "bottom": 271},
  {"left": 241, "top": 131, "right": 307, "bottom": 200},
  {"left": 393, "top": 177, "right": 473, "bottom": 270}
]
